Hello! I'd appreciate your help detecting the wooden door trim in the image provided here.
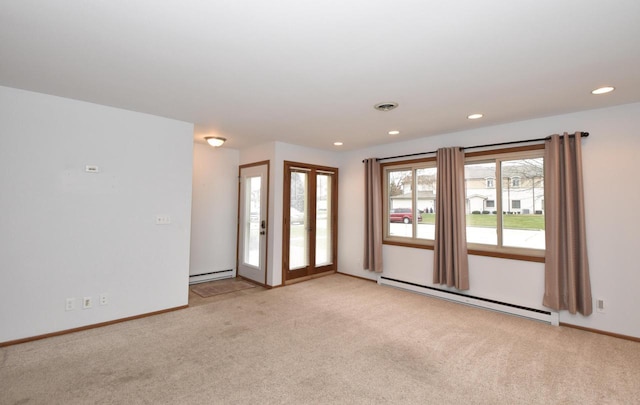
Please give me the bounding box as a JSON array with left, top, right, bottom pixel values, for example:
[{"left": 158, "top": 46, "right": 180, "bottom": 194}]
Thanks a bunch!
[{"left": 282, "top": 161, "right": 338, "bottom": 284}]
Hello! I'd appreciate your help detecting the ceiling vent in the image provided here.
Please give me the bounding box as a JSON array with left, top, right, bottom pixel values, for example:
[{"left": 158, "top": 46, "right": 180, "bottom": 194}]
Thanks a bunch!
[{"left": 374, "top": 102, "right": 398, "bottom": 112}]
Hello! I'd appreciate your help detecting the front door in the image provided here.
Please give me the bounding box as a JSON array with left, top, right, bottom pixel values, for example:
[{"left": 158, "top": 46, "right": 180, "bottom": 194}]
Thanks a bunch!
[
  {"left": 237, "top": 162, "right": 269, "bottom": 285},
  {"left": 283, "top": 161, "right": 338, "bottom": 283}
]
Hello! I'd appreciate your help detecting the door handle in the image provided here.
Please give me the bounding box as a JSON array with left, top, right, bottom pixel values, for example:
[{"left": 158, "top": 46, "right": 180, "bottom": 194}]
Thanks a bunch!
[{"left": 261, "top": 220, "right": 266, "bottom": 229}]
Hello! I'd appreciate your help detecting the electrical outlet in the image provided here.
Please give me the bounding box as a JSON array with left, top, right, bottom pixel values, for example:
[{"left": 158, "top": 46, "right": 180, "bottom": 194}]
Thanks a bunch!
[
  {"left": 155, "top": 215, "right": 171, "bottom": 225},
  {"left": 66, "top": 298, "right": 75, "bottom": 311},
  {"left": 596, "top": 298, "right": 605, "bottom": 313},
  {"left": 99, "top": 293, "right": 108, "bottom": 306},
  {"left": 82, "top": 296, "right": 93, "bottom": 309}
]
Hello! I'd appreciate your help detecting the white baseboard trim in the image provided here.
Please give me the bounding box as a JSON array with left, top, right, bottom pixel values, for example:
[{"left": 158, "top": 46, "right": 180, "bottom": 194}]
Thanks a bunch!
[
  {"left": 189, "top": 269, "right": 235, "bottom": 285},
  {"left": 378, "top": 276, "right": 559, "bottom": 326}
]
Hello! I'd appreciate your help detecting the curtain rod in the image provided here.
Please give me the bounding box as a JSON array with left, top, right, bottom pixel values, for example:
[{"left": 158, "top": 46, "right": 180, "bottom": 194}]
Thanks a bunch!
[{"left": 365, "top": 132, "right": 589, "bottom": 163}]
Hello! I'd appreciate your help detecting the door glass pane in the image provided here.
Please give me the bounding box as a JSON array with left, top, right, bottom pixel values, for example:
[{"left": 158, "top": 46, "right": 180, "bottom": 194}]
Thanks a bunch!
[
  {"left": 289, "top": 171, "right": 308, "bottom": 270},
  {"left": 465, "top": 162, "right": 497, "bottom": 245},
  {"left": 315, "top": 174, "right": 332, "bottom": 266},
  {"left": 501, "top": 158, "right": 545, "bottom": 249},
  {"left": 244, "top": 176, "right": 261, "bottom": 267}
]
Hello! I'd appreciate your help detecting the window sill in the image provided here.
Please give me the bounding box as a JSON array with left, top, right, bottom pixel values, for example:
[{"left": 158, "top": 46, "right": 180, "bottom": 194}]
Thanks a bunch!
[
  {"left": 383, "top": 240, "right": 434, "bottom": 250},
  {"left": 382, "top": 241, "right": 545, "bottom": 262},
  {"left": 467, "top": 249, "right": 545, "bottom": 263}
]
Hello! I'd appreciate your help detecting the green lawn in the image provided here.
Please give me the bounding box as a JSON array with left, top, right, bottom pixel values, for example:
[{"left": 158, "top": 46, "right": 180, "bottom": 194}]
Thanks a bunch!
[{"left": 420, "top": 213, "right": 544, "bottom": 230}]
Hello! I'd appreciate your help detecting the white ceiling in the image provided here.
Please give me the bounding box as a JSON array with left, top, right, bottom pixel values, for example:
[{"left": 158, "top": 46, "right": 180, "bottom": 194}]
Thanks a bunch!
[{"left": 1, "top": 1, "right": 639, "bottom": 151}]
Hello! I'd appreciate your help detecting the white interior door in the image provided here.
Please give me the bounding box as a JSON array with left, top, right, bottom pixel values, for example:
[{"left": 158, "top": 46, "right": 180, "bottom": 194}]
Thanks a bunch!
[{"left": 237, "top": 163, "right": 268, "bottom": 284}]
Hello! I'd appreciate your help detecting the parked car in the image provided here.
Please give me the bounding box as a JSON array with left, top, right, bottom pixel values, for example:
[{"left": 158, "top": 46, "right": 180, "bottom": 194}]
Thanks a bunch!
[{"left": 389, "top": 208, "right": 422, "bottom": 224}]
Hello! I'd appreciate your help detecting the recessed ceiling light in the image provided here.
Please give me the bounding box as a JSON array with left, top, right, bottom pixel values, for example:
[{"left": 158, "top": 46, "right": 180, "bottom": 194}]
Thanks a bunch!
[
  {"left": 333, "top": 141, "right": 343, "bottom": 146},
  {"left": 374, "top": 102, "right": 398, "bottom": 112},
  {"left": 467, "top": 113, "right": 483, "bottom": 120},
  {"left": 388, "top": 130, "right": 400, "bottom": 135},
  {"left": 591, "top": 86, "right": 615, "bottom": 95}
]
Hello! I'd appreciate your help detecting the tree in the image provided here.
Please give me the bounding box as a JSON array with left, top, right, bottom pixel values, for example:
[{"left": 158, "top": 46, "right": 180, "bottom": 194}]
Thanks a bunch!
[
  {"left": 388, "top": 170, "right": 412, "bottom": 197},
  {"left": 416, "top": 168, "right": 436, "bottom": 191},
  {"left": 502, "top": 158, "right": 544, "bottom": 213},
  {"left": 290, "top": 172, "right": 306, "bottom": 212},
  {"left": 503, "top": 158, "right": 543, "bottom": 183}
]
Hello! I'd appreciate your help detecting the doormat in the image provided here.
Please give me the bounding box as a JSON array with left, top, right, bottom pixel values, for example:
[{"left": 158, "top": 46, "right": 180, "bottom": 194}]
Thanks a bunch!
[{"left": 191, "top": 279, "right": 257, "bottom": 298}]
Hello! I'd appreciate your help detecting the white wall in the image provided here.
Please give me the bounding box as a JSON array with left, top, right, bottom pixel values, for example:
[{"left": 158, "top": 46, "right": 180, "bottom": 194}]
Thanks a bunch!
[
  {"left": 189, "top": 143, "right": 239, "bottom": 278},
  {"left": 0, "top": 86, "right": 194, "bottom": 343},
  {"left": 338, "top": 102, "right": 640, "bottom": 338}
]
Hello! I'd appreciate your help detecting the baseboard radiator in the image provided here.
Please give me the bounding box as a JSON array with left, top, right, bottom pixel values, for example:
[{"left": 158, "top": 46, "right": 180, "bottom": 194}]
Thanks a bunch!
[
  {"left": 378, "top": 276, "right": 559, "bottom": 326},
  {"left": 189, "top": 269, "right": 234, "bottom": 285}
]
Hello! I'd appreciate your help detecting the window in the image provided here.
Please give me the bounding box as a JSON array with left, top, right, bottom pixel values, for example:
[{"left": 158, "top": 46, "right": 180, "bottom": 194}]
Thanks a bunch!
[
  {"left": 381, "top": 145, "right": 544, "bottom": 260},
  {"left": 465, "top": 162, "right": 497, "bottom": 244},
  {"left": 387, "top": 168, "right": 413, "bottom": 238},
  {"left": 466, "top": 147, "right": 545, "bottom": 257},
  {"left": 383, "top": 159, "right": 436, "bottom": 246}
]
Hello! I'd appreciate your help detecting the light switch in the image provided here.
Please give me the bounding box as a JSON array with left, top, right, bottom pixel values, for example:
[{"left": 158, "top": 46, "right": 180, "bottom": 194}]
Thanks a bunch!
[{"left": 155, "top": 215, "right": 171, "bottom": 225}]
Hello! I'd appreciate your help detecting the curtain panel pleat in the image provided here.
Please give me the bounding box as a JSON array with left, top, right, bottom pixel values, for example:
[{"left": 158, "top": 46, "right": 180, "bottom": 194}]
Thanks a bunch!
[
  {"left": 543, "top": 133, "right": 592, "bottom": 315},
  {"left": 363, "top": 158, "right": 383, "bottom": 272},
  {"left": 433, "top": 148, "right": 469, "bottom": 290}
]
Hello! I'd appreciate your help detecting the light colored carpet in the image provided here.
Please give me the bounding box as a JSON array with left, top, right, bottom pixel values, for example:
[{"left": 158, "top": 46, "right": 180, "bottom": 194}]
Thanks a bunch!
[
  {"left": 1, "top": 274, "right": 638, "bottom": 404},
  {"left": 190, "top": 278, "right": 256, "bottom": 298}
]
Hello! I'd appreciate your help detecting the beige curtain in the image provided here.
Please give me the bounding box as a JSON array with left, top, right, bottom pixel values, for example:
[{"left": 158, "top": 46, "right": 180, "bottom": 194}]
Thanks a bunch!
[
  {"left": 363, "top": 158, "right": 383, "bottom": 272},
  {"left": 544, "top": 133, "right": 592, "bottom": 315},
  {"left": 433, "top": 147, "right": 469, "bottom": 290}
]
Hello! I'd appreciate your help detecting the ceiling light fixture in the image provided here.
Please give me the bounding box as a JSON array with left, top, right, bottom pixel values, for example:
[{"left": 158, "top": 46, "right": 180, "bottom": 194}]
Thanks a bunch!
[
  {"left": 591, "top": 86, "right": 615, "bottom": 95},
  {"left": 388, "top": 130, "right": 400, "bottom": 135},
  {"left": 467, "top": 113, "right": 484, "bottom": 120},
  {"left": 205, "top": 136, "right": 226, "bottom": 147},
  {"left": 374, "top": 102, "right": 399, "bottom": 112},
  {"left": 333, "top": 141, "right": 343, "bottom": 146}
]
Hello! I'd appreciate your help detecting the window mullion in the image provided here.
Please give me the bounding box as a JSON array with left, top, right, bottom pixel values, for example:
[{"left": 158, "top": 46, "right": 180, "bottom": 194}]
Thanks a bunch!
[
  {"left": 412, "top": 168, "right": 417, "bottom": 239},
  {"left": 496, "top": 159, "right": 503, "bottom": 248}
]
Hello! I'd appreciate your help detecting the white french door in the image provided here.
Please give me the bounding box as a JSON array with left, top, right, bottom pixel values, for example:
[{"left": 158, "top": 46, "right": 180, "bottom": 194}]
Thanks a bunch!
[{"left": 237, "top": 162, "right": 269, "bottom": 284}]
